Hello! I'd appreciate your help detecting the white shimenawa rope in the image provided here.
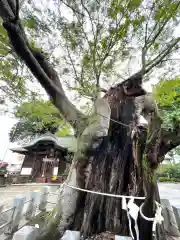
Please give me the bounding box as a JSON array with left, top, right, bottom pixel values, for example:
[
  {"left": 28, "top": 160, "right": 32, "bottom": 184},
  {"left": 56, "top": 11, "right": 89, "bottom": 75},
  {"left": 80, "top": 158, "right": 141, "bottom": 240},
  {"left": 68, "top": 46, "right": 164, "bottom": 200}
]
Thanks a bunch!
[
  {"left": 63, "top": 183, "right": 164, "bottom": 240},
  {"left": 139, "top": 201, "right": 164, "bottom": 237},
  {"left": 63, "top": 182, "right": 146, "bottom": 200}
]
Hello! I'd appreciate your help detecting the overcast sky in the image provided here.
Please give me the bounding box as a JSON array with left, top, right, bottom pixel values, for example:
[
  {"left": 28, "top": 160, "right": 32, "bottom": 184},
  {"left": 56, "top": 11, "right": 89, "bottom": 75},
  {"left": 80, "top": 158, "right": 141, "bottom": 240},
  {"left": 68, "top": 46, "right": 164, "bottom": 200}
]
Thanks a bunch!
[{"left": 0, "top": 116, "right": 18, "bottom": 162}]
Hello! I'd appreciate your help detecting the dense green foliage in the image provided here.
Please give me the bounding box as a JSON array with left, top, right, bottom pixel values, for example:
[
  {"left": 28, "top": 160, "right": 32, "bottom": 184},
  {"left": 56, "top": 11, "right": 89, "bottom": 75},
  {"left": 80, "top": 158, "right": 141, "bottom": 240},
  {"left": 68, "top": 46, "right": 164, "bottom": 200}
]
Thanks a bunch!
[
  {"left": 157, "top": 163, "right": 180, "bottom": 179},
  {"left": 153, "top": 78, "right": 180, "bottom": 129},
  {"left": 9, "top": 100, "right": 71, "bottom": 142},
  {"left": 0, "top": 16, "right": 38, "bottom": 103},
  {"left": 153, "top": 78, "right": 180, "bottom": 158},
  {"left": 158, "top": 177, "right": 180, "bottom": 182},
  {"left": 0, "top": 0, "right": 180, "bottom": 103}
]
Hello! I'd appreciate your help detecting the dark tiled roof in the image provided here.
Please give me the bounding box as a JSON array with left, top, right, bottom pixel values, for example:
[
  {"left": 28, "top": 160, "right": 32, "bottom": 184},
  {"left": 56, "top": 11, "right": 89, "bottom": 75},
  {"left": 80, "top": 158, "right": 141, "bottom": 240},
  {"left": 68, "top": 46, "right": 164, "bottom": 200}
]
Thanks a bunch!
[{"left": 10, "top": 133, "right": 77, "bottom": 153}]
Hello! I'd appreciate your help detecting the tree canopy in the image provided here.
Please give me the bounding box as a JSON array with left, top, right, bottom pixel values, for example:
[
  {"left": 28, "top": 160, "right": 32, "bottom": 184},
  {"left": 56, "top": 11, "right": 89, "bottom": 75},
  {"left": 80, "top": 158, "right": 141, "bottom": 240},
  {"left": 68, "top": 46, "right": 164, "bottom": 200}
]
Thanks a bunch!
[
  {"left": 9, "top": 100, "right": 71, "bottom": 142},
  {"left": 0, "top": 0, "right": 180, "bottom": 104},
  {"left": 153, "top": 78, "right": 180, "bottom": 160},
  {"left": 154, "top": 77, "right": 180, "bottom": 128}
]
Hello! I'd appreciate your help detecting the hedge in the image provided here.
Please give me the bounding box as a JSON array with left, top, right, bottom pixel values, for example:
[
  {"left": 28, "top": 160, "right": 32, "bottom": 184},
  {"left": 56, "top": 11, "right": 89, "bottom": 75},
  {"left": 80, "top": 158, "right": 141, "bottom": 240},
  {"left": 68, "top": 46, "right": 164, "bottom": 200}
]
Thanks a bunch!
[
  {"left": 157, "top": 163, "right": 180, "bottom": 179},
  {"left": 158, "top": 177, "right": 180, "bottom": 182}
]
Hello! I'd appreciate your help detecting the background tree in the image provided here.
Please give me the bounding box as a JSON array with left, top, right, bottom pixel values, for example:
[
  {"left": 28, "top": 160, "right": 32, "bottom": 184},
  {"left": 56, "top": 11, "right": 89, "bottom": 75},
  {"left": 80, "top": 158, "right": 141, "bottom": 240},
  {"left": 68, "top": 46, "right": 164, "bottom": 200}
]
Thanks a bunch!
[
  {"left": 0, "top": 1, "right": 180, "bottom": 240},
  {"left": 153, "top": 77, "right": 180, "bottom": 129},
  {"left": 153, "top": 78, "right": 180, "bottom": 165},
  {"left": 9, "top": 100, "right": 71, "bottom": 143},
  {"left": 0, "top": 16, "right": 39, "bottom": 104},
  {"left": 1, "top": 0, "right": 180, "bottom": 104}
]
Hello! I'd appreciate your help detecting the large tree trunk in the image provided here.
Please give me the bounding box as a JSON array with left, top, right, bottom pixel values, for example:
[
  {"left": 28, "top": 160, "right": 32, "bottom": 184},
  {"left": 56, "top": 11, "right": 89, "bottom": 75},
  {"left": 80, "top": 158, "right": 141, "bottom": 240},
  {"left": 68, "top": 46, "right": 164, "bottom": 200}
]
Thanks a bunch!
[
  {"left": 37, "top": 88, "right": 166, "bottom": 240},
  {"left": 67, "top": 90, "right": 163, "bottom": 240}
]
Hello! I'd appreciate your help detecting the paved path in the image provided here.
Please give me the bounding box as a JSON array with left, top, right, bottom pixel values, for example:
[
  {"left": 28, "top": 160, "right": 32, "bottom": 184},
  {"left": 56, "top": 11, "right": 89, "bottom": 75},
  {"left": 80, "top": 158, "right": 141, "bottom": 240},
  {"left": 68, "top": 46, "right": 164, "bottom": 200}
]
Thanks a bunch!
[
  {"left": 0, "top": 183, "right": 179, "bottom": 239},
  {"left": 0, "top": 184, "right": 60, "bottom": 209},
  {"left": 0, "top": 183, "right": 179, "bottom": 208},
  {"left": 158, "top": 183, "right": 180, "bottom": 208}
]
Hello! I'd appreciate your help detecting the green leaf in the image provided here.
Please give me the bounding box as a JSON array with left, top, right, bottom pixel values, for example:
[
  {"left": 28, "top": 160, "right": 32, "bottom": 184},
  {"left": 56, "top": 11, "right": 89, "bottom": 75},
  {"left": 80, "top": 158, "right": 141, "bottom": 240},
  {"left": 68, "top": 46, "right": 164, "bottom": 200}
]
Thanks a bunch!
[
  {"left": 0, "top": 48, "right": 8, "bottom": 55},
  {"left": 101, "top": 38, "right": 108, "bottom": 49},
  {"left": 56, "top": 124, "right": 71, "bottom": 137},
  {"left": 0, "top": 24, "right": 8, "bottom": 37},
  {"left": 25, "top": 17, "right": 37, "bottom": 29},
  {"left": 82, "top": 54, "right": 91, "bottom": 68},
  {"left": 153, "top": 77, "right": 180, "bottom": 107},
  {"left": 127, "top": 0, "right": 142, "bottom": 10},
  {"left": 153, "top": 77, "right": 180, "bottom": 128},
  {"left": 10, "top": 100, "right": 72, "bottom": 142}
]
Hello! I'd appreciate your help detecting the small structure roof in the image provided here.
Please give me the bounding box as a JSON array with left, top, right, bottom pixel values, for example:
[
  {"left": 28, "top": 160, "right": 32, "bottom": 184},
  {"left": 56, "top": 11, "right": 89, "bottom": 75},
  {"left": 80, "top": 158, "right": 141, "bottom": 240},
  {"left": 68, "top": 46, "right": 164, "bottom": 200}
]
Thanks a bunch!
[
  {"left": 10, "top": 133, "right": 77, "bottom": 154},
  {"left": 9, "top": 147, "right": 28, "bottom": 154}
]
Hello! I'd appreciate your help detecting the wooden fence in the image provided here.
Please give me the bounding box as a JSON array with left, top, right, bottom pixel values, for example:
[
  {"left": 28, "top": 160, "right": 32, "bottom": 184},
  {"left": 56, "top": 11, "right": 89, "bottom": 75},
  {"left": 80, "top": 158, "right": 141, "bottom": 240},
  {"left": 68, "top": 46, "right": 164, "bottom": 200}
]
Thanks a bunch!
[
  {"left": 0, "top": 186, "right": 180, "bottom": 240},
  {"left": 0, "top": 186, "right": 59, "bottom": 240}
]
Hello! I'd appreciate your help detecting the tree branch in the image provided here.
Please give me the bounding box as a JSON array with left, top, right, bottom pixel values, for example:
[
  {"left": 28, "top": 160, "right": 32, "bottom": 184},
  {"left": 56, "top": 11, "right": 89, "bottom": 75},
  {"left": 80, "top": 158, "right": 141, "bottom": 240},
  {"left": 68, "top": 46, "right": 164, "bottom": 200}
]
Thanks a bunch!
[
  {"left": 81, "top": 0, "right": 95, "bottom": 38},
  {"left": 147, "top": 2, "right": 180, "bottom": 50},
  {"left": 121, "top": 37, "right": 180, "bottom": 89},
  {"left": 15, "top": 0, "right": 19, "bottom": 21},
  {"left": 80, "top": 0, "right": 100, "bottom": 95},
  {"left": 62, "top": 22, "right": 87, "bottom": 89},
  {"left": 160, "top": 58, "right": 180, "bottom": 63},
  {"left": 142, "top": 9, "right": 150, "bottom": 74},
  {"left": 71, "top": 5, "right": 100, "bottom": 95},
  {"left": 146, "top": 38, "right": 180, "bottom": 72},
  {"left": 0, "top": 0, "right": 15, "bottom": 20},
  {"left": 29, "top": 51, "right": 87, "bottom": 133},
  {"left": 141, "top": 47, "right": 146, "bottom": 75},
  {"left": 123, "top": 2, "right": 180, "bottom": 90},
  {"left": 60, "top": 0, "right": 85, "bottom": 18},
  {"left": 159, "top": 127, "right": 180, "bottom": 158},
  {"left": 146, "top": 116, "right": 180, "bottom": 165},
  {"left": 8, "top": 0, "right": 17, "bottom": 17},
  {"left": 60, "top": 0, "right": 102, "bottom": 24},
  {"left": 0, "top": 2, "right": 87, "bottom": 132},
  {"left": 147, "top": 19, "right": 170, "bottom": 50},
  {"left": 65, "top": 44, "right": 79, "bottom": 83}
]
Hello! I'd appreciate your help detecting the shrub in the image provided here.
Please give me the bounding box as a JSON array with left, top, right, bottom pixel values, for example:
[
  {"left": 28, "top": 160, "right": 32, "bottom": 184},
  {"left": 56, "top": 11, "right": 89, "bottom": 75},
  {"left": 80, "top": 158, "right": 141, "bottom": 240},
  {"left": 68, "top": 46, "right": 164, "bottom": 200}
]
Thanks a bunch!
[
  {"left": 158, "top": 177, "right": 180, "bottom": 182},
  {"left": 157, "top": 163, "right": 180, "bottom": 179},
  {"left": 166, "top": 165, "right": 180, "bottom": 178},
  {"left": 0, "top": 162, "right": 8, "bottom": 175}
]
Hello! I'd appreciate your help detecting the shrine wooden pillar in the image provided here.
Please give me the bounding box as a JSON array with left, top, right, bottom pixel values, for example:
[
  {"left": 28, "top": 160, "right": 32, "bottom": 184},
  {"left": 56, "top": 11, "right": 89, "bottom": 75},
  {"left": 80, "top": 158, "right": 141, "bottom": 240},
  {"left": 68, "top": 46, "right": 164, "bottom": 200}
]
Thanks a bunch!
[{"left": 31, "top": 153, "right": 37, "bottom": 181}]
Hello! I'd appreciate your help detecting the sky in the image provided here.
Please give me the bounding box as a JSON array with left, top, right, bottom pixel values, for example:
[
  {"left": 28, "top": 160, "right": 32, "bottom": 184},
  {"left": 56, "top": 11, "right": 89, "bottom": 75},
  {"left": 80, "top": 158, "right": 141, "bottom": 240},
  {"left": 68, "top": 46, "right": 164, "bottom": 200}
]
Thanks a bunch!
[{"left": 0, "top": 116, "right": 18, "bottom": 162}]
